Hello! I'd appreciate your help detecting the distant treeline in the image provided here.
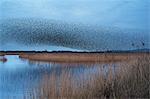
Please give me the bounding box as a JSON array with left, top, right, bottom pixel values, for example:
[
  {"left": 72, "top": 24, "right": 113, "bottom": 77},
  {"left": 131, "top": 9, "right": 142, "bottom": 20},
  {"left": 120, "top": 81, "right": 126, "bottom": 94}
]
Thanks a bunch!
[{"left": 0, "top": 49, "right": 149, "bottom": 54}]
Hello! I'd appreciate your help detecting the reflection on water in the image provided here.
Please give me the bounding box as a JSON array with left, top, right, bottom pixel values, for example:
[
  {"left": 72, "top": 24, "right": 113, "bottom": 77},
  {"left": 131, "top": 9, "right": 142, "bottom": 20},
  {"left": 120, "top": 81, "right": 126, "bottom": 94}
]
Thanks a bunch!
[{"left": 0, "top": 55, "right": 121, "bottom": 99}]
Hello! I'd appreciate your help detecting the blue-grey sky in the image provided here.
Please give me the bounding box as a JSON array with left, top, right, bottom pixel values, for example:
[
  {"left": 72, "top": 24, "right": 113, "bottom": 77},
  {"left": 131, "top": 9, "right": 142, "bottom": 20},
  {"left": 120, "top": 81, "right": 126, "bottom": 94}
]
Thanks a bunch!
[
  {"left": 0, "top": 0, "right": 149, "bottom": 30},
  {"left": 0, "top": 0, "right": 149, "bottom": 51}
]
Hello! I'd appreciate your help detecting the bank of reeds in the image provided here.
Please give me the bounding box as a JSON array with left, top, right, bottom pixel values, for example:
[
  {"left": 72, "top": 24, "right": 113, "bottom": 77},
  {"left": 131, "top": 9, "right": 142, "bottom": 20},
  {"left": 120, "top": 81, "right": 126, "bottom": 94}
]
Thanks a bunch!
[
  {"left": 19, "top": 53, "right": 147, "bottom": 63},
  {"left": 36, "top": 54, "right": 149, "bottom": 99}
]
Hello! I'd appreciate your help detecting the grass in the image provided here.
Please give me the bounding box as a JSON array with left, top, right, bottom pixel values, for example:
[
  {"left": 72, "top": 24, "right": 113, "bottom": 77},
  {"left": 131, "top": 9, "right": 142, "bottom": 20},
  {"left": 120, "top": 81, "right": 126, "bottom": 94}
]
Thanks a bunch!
[
  {"left": 35, "top": 54, "right": 150, "bottom": 99},
  {"left": 19, "top": 52, "right": 147, "bottom": 63}
]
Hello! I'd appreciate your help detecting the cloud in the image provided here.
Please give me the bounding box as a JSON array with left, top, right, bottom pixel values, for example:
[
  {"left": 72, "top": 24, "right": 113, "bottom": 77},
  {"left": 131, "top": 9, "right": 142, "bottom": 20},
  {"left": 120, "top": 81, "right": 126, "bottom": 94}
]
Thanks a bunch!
[{"left": 0, "top": 0, "right": 149, "bottom": 30}]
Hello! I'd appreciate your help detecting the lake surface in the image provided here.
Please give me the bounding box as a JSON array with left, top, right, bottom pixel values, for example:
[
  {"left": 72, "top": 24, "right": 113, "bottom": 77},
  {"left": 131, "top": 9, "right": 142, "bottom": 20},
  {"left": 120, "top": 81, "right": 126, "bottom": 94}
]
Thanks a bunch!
[{"left": 0, "top": 55, "right": 122, "bottom": 99}]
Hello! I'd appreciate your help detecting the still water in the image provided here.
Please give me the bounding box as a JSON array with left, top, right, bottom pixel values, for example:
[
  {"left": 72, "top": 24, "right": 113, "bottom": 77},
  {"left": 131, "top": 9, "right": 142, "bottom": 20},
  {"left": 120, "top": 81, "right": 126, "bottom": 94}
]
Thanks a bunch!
[{"left": 0, "top": 55, "right": 120, "bottom": 99}]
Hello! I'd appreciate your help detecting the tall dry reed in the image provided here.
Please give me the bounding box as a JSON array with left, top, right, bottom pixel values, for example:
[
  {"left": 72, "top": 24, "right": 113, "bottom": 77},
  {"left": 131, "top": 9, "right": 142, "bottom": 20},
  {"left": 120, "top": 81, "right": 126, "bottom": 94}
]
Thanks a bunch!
[{"left": 38, "top": 54, "right": 149, "bottom": 99}]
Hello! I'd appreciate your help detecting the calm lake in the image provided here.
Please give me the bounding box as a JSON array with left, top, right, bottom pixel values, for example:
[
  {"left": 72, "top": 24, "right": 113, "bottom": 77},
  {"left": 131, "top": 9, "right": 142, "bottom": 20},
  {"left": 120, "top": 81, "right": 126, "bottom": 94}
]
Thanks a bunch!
[{"left": 0, "top": 55, "right": 122, "bottom": 99}]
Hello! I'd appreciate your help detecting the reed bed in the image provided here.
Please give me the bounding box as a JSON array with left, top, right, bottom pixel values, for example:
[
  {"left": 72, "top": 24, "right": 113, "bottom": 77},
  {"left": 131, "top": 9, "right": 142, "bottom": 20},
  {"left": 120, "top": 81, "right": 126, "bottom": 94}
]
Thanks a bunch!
[
  {"left": 19, "top": 52, "right": 147, "bottom": 62},
  {"left": 36, "top": 54, "right": 149, "bottom": 99}
]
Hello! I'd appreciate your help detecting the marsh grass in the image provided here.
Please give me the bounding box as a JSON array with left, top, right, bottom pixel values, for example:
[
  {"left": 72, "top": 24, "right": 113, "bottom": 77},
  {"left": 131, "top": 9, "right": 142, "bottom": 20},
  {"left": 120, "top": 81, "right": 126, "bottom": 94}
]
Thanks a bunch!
[
  {"left": 38, "top": 54, "right": 149, "bottom": 99},
  {"left": 19, "top": 53, "right": 141, "bottom": 63}
]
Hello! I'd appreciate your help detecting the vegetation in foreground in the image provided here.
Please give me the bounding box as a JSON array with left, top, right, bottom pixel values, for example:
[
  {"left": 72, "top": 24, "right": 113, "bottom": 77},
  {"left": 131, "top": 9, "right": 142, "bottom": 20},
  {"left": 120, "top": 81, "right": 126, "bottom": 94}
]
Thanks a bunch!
[{"left": 29, "top": 54, "right": 150, "bottom": 99}]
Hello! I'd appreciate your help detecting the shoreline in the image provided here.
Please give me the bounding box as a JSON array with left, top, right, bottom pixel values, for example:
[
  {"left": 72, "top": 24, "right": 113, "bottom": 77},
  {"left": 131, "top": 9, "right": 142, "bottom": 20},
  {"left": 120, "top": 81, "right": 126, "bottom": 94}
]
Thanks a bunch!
[
  {"left": 19, "top": 53, "right": 149, "bottom": 62},
  {"left": 1, "top": 51, "right": 149, "bottom": 62}
]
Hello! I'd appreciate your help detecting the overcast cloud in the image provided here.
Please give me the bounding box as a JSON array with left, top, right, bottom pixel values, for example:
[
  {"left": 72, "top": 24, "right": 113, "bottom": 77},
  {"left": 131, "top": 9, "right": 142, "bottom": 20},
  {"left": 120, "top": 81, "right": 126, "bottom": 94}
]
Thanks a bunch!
[{"left": 0, "top": 0, "right": 149, "bottom": 30}]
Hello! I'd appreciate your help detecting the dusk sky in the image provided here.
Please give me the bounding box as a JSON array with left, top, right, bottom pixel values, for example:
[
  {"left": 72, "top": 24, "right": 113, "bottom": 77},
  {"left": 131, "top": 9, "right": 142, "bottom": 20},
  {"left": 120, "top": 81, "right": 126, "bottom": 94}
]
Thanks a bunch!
[
  {"left": 0, "top": 0, "right": 149, "bottom": 51},
  {"left": 0, "top": 0, "right": 149, "bottom": 30}
]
